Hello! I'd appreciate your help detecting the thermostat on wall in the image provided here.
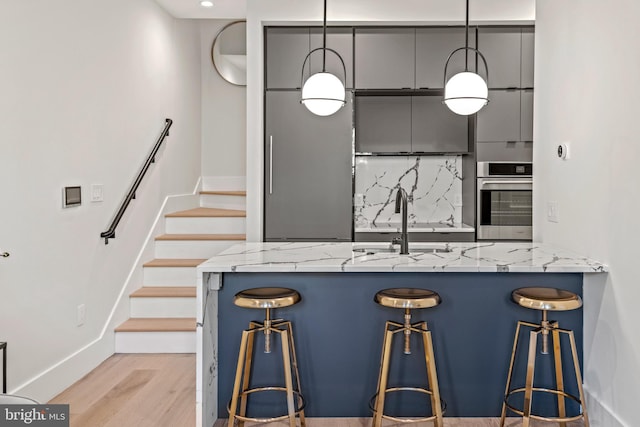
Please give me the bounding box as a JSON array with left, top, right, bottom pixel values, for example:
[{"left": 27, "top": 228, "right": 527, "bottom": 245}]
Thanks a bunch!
[{"left": 63, "top": 186, "right": 81, "bottom": 208}]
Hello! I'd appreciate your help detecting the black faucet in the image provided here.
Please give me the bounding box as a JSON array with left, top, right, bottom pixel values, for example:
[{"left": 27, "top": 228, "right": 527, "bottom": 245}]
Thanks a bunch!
[{"left": 394, "top": 187, "right": 409, "bottom": 255}]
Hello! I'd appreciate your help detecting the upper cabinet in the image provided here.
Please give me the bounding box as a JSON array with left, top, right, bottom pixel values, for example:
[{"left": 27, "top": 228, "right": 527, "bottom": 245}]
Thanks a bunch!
[
  {"left": 355, "top": 28, "right": 415, "bottom": 89},
  {"left": 265, "top": 27, "right": 354, "bottom": 89},
  {"left": 415, "top": 27, "right": 476, "bottom": 90},
  {"left": 478, "top": 27, "right": 534, "bottom": 89}
]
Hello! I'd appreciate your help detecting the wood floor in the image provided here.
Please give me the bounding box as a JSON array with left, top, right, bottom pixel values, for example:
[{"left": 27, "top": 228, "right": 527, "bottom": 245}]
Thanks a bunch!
[
  {"left": 49, "top": 354, "right": 195, "bottom": 427},
  {"left": 48, "top": 354, "right": 583, "bottom": 427}
]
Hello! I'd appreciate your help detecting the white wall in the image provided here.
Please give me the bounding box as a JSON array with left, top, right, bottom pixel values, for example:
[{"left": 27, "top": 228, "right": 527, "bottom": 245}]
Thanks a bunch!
[
  {"left": 535, "top": 1, "right": 639, "bottom": 425},
  {"left": 200, "top": 20, "right": 247, "bottom": 180},
  {"left": 0, "top": 0, "right": 201, "bottom": 401},
  {"left": 245, "top": 0, "right": 536, "bottom": 241}
]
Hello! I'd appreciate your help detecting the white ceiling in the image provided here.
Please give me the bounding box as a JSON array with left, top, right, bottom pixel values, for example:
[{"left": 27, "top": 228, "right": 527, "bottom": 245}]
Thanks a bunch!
[{"left": 154, "top": 0, "right": 247, "bottom": 19}]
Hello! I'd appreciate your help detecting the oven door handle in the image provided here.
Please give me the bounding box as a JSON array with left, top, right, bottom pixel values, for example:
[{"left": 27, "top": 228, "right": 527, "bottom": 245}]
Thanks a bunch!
[{"left": 480, "top": 180, "right": 533, "bottom": 185}]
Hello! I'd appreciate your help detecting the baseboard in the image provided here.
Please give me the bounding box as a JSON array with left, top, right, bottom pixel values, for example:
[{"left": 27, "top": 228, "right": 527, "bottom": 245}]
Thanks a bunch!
[
  {"left": 585, "top": 387, "right": 629, "bottom": 427},
  {"left": 11, "top": 335, "right": 113, "bottom": 403},
  {"left": 202, "top": 176, "right": 246, "bottom": 191}
]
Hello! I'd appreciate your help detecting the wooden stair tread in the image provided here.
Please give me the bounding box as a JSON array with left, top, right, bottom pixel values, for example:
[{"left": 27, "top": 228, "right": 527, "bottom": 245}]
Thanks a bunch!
[
  {"left": 155, "top": 233, "right": 245, "bottom": 241},
  {"left": 115, "top": 318, "right": 196, "bottom": 332},
  {"left": 200, "top": 190, "right": 246, "bottom": 196},
  {"left": 143, "top": 259, "right": 206, "bottom": 268},
  {"left": 165, "top": 207, "right": 245, "bottom": 218},
  {"left": 130, "top": 287, "right": 196, "bottom": 298}
]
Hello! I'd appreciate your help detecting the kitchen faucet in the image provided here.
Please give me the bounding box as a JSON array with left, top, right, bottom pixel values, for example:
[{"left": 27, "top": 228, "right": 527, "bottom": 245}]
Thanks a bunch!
[{"left": 394, "top": 187, "right": 409, "bottom": 255}]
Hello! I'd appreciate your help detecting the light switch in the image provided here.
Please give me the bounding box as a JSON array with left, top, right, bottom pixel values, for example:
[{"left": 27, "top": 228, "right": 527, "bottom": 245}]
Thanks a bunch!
[
  {"left": 91, "top": 184, "right": 104, "bottom": 202},
  {"left": 547, "top": 201, "right": 559, "bottom": 223}
]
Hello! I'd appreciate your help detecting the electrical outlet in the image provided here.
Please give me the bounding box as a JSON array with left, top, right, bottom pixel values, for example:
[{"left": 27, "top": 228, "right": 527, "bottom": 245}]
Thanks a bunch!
[
  {"left": 547, "top": 201, "right": 559, "bottom": 223},
  {"left": 354, "top": 193, "right": 364, "bottom": 207},
  {"left": 77, "top": 304, "right": 86, "bottom": 326},
  {"left": 454, "top": 194, "right": 463, "bottom": 207},
  {"left": 91, "top": 184, "right": 103, "bottom": 202}
]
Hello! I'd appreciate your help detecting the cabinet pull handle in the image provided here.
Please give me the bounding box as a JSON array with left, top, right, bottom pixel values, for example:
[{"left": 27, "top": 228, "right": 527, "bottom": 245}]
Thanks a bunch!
[
  {"left": 1, "top": 252, "right": 9, "bottom": 258},
  {"left": 269, "top": 136, "right": 273, "bottom": 194}
]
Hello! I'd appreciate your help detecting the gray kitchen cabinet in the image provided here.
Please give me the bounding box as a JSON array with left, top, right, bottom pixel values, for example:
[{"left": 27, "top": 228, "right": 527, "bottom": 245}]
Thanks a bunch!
[
  {"left": 264, "top": 91, "right": 353, "bottom": 241},
  {"left": 521, "top": 28, "right": 535, "bottom": 88},
  {"left": 476, "top": 90, "right": 521, "bottom": 142},
  {"left": 355, "top": 28, "right": 415, "bottom": 89},
  {"left": 355, "top": 96, "right": 411, "bottom": 152},
  {"left": 478, "top": 27, "right": 522, "bottom": 89},
  {"left": 310, "top": 27, "right": 354, "bottom": 89},
  {"left": 266, "top": 27, "right": 312, "bottom": 89},
  {"left": 415, "top": 27, "right": 476, "bottom": 89},
  {"left": 520, "top": 89, "right": 534, "bottom": 142},
  {"left": 411, "top": 96, "right": 469, "bottom": 152}
]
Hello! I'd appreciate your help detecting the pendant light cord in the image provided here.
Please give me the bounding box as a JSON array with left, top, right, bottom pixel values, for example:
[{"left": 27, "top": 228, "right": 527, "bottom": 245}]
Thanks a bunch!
[
  {"left": 465, "top": 0, "right": 469, "bottom": 71},
  {"left": 322, "top": 0, "right": 327, "bottom": 72}
]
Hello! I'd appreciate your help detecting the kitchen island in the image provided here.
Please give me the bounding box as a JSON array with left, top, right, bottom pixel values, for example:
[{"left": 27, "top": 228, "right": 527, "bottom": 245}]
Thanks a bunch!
[{"left": 195, "top": 242, "right": 606, "bottom": 427}]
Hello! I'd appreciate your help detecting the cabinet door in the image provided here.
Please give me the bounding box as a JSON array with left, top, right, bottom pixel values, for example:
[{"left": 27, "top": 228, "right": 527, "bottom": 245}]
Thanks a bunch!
[
  {"left": 355, "top": 96, "right": 411, "bottom": 153},
  {"left": 310, "top": 28, "right": 354, "bottom": 89},
  {"left": 416, "top": 27, "right": 476, "bottom": 89},
  {"left": 476, "top": 90, "right": 521, "bottom": 142},
  {"left": 521, "top": 28, "right": 535, "bottom": 88},
  {"left": 411, "top": 96, "right": 469, "bottom": 152},
  {"left": 477, "top": 28, "right": 522, "bottom": 88},
  {"left": 265, "top": 91, "right": 353, "bottom": 241},
  {"left": 266, "top": 27, "right": 311, "bottom": 89},
  {"left": 520, "top": 89, "right": 534, "bottom": 142},
  {"left": 355, "top": 28, "right": 415, "bottom": 89}
]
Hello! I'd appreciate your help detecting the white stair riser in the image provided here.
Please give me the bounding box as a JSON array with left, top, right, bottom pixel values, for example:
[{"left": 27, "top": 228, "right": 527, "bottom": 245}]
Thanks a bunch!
[
  {"left": 143, "top": 266, "right": 198, "bottom": 286},
  {"left": 155, "top": 240, "right": 239, "bottom": 259},
  {"left": 200, "top": 194, "right": 246, "bottom": 210},
  {"left": 115, "top": 331, "right": 195, "bottom": 353},
  {"left": 165, "top": 217, "right": 245, "bottom": 234},
  {"left": 130, "top": 297, "right": 196, "bottom": 318}
]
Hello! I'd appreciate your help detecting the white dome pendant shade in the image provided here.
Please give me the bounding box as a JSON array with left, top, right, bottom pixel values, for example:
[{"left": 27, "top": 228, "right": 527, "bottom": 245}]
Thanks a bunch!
[
  {"left": 300, "top": 0, "right": 347, "bottom": 117},
  {"left": 301, "top": 72, "right": 346, "bottom": 116},
  {"left": 442, "top": 0, "right": 490, "bottom": 116},
  {"left": 444, "top": 71, "right": 489, "bottom": 115}
]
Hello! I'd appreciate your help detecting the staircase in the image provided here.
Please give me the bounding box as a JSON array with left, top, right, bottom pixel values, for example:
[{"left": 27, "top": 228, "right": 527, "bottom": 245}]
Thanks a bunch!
[{"left": 114, "top": 190, "right": 246, "bottom": 353}]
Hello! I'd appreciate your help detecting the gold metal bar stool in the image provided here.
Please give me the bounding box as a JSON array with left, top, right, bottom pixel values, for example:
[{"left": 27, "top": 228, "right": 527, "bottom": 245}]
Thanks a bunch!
[
  {"left": 501, "top": 287, "right": 589, "bottom": 427},
  {"left": 227, "top": 287, "right": 306, "bottom": 427},
  {"left": 370, "top": 288, "right": 444, "bottom": 427}
]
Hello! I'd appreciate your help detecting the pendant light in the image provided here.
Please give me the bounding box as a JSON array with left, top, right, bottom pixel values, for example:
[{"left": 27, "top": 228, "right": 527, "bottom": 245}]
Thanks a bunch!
[
  {"left": 443, "top": 0, "right": 489, "bottom": 115},
  {"left": 300, "top": 0, "right": 347, "bottom": 116}
]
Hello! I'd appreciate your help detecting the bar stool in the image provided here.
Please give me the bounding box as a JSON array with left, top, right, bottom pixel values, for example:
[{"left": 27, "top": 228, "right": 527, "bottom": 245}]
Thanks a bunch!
[
  {"left": 501, "top": 287, "right": 589, "bottom": 427},
  {"left": 370, "top": 288, "right": 444, "bottom": 427},
  {"left": 227, "top": 287, "right": 306, "bottom": 427}
]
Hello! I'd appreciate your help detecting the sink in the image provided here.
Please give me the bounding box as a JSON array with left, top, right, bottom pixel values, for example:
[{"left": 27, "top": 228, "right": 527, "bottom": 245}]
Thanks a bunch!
[{"left": 352, "top": 245, "right": 452, "bottom": 255}]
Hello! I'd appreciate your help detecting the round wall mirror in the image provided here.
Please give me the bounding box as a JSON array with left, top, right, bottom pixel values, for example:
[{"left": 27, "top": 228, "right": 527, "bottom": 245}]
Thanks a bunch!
[{"left": 211, "top": 21, "right": 247, "bottom": 86}]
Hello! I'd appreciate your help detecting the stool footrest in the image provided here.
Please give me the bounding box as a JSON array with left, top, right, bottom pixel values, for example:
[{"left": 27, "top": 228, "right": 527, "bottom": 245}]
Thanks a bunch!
[
  {"left": 227, "top": 386, "right": 306, "bottom": 423},
  {"left": 504, "top": 387, "right": 585, "bottom": 423},
  {"left": 369, "top": 387, "right": 447, "bottom": 424}
]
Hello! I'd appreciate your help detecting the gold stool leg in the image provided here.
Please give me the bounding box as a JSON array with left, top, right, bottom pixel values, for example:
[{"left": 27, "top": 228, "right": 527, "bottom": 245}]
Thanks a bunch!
[
  {"left": 420, "top": 323, "right": 443, "bottom": 427},
  {"left": 567, "top": 330, "right": 590, "bottom": 427},
  {"left": 500, "top": 321, "right": 524, "bottom": 427},
  {"left": 228, "top": 329, "right": 253, "bottom": 427},
  {"left": 522, "top": 328, "right": 541, "bottom": 427},
  {"left": 372, "top": 323, "right": 394, "bottom": 427},
  {"left": 237, "top": 323, "right": 259, "bottom": 427},
  {"left": 280, "top": 328, "right": 297, "bottom": 427},
  {"left": 552, "top": 328, "right": 567, "bottom": 427},
  {"left": 285, "top": 321, "right": 306, "bottom": 427}
]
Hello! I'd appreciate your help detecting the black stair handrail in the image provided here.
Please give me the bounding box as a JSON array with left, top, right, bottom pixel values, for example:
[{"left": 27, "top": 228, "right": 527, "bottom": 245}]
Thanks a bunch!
[{"left": 101, "top": 118, "right": 173, "bottom": 244}]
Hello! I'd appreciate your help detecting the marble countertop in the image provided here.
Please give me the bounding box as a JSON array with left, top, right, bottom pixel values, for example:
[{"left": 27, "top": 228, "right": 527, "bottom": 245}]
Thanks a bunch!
[
  {"left": 197, "top": 241, "right": 608, "bottom": 274},
  {"left": 355, "top": 222, "right": 475, "bottom": 233}
]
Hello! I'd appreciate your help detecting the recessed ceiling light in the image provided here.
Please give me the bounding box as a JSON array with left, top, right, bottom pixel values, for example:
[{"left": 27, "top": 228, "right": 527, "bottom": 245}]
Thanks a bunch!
[{"left": 200, "top": 0, "right": 214, "bottom": 7}]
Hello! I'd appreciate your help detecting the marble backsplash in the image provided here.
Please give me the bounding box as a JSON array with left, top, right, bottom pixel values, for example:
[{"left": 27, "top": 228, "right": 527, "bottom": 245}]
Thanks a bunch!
[{"left": 354, "top": 155, "right": 463, "bottom": 227}]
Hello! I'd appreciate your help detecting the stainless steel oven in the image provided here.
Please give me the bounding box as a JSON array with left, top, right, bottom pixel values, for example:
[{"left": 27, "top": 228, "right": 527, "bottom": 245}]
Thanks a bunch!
[{"left": 477, "top": 162, "right": 532, "bottom": 241}]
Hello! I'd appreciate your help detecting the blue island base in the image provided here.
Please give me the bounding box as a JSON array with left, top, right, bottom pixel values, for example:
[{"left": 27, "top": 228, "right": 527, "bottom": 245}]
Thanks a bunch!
[{"left": 216, "top": 272, "right": 584, "bottom": 419}]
